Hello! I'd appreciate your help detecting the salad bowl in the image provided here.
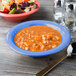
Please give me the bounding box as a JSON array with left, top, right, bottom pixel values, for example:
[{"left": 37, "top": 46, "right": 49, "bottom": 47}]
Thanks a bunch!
[{"left": 0, "top": 0, "right": 40, "bottom": 22}]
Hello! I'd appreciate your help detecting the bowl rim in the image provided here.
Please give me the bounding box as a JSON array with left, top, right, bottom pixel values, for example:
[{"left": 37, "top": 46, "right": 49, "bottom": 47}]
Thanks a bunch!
[
  {"left": 6, "top": 20, "right": 71, "bottom": 57},
  {"left": 0, "top": 0, "right": 40, "bottom": 17}
]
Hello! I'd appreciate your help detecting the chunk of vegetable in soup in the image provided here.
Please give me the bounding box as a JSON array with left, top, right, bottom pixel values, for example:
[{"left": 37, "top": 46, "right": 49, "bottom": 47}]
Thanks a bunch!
[{"left": 14, "top": 26, "right": 62, "bottom": 51}]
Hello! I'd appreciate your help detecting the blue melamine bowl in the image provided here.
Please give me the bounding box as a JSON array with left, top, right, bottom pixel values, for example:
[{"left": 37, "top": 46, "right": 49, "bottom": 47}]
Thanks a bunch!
[{"left": 6, "top": 20, "right": 71, "bottom": 57}]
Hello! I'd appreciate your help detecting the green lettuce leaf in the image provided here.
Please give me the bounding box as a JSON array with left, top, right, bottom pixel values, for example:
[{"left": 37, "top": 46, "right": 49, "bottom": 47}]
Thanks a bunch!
[{"left": 28, "top": 0, "right": 34, "bottom": 3}]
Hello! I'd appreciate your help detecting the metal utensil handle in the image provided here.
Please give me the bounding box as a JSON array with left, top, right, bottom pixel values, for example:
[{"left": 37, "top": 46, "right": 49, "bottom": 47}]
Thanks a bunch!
[{"left": 36, "top": 55, "right": 67, "bottom": 76}]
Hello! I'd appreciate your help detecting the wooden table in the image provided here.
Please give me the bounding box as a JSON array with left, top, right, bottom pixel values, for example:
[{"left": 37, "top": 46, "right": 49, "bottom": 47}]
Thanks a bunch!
[{"left": 0, "top": 0, "right": 76, "bottom": 76}]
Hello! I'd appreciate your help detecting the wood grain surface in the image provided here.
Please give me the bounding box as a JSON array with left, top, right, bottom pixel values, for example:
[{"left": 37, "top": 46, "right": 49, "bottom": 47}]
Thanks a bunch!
[{"left": 0, "top": 0, "right": 76, "bottom": 76}]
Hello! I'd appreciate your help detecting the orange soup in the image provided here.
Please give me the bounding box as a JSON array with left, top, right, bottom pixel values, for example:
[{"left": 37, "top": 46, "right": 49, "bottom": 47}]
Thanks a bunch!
[{"left": 14, "top": 26, "right": 62, "bottom": 51}]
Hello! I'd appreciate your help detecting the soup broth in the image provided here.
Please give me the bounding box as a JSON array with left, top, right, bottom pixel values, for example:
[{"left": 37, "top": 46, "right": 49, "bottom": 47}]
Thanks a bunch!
[{"left": 14, "top": 26, "right": 62, "bottom": 51}]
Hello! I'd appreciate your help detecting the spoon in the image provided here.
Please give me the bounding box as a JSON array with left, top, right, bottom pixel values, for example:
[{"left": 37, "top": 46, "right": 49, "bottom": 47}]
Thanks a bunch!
[{"left": 36, "top": 42, "right": 76, "bottom": 76}]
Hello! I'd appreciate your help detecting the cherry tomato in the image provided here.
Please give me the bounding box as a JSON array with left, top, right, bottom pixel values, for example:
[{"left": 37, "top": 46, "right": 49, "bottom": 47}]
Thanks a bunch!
[
  {"left": 2, "top": 8, "right": 9, "bottom": 13},
  {"left": 22, "top": 10, "right": 26, "bottom": 13}
]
